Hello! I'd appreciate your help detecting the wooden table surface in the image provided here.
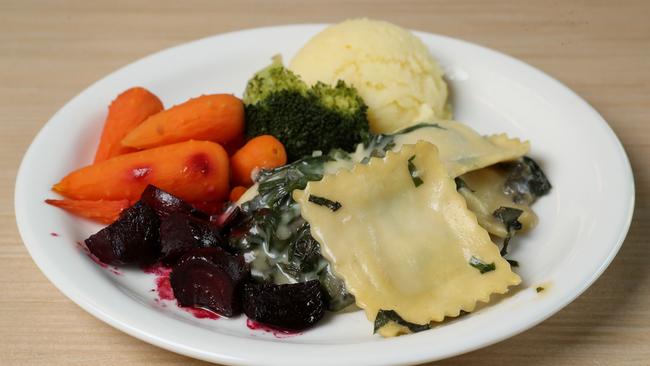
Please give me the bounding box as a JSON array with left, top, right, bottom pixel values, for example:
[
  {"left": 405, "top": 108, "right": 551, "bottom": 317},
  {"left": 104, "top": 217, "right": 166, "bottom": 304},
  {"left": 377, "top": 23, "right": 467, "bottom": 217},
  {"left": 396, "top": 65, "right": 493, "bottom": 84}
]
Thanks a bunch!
[{"left": 1, "top": 1, "right": 648, "bottom": 365}]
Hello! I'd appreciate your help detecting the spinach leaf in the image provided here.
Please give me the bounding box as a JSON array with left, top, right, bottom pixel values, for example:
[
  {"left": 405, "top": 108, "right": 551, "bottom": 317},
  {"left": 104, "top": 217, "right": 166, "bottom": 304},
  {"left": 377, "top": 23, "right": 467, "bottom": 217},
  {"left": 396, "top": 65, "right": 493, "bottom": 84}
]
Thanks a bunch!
[
  {"left": 288, "top": 223, "right": 321, "bottom": 272},
  {"left": 308, "top": 195, "right": 342, "bottom": 212},
  {"left": 407, "top": 155, "right": 424, "bottom": 187},
  {"left": 227, "top": 208, "right": 279, "bottom": 252},
  {"left": 493, "top": 207, "right": 523, "bottom": 256},
  {"left": 503, "top": 156, "right": 552, "bottom": 205},
  {"left": 318, "top": 265, "right": 355, "bottom": 311},
  {"left": 328, "top": 148, "right": 351, "bottom": 161},
  {"left": 362, "top": 123, "right": 443, "bottom": 160},
  {"left": 373, "top": 309, "right": 431, "bottom": 334},
  {"left": 251, "top": 155, "right": 329, "bottom": 210},
  {"left": 276, "top": 261, "right": 303, "bottom": 280},
  {"left": 507, "top": 259, "right": 520, "bottom": 267},
  {"left": 469, "top": 256, "right": 496, "bottom": 274},
  {"left": 229, "top": 151, "right": 353, "bottom": 304}
]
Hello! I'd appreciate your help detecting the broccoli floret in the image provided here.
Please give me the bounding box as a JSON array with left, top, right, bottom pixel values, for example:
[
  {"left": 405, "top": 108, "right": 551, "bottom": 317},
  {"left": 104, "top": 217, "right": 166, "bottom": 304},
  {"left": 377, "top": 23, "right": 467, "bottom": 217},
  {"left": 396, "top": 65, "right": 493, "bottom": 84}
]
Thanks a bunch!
[
  {"left": 243, "top": 57, "right": 370, "bottom": 161},
  {"left": 243, "top": 55, "right": 307, "bottom": 105}
]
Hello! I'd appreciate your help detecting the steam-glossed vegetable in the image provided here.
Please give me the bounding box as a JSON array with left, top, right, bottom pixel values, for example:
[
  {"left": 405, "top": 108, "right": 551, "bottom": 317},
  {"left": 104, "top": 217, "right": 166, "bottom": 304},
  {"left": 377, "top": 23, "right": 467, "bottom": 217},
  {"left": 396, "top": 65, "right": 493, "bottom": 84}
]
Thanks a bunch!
[
  {"left": 94, "top": 87, "right": 163, "bottom": 163},
  {"left": 53, "top": 140, "right": 230, "bottom": 202},
  {"left": 45, "top": 198, "right": 130, "bottom": 224},
  {"left": 243, "top": 57, "right": 369, "bottom": 161},
  {"left": 170, "top": 247, "right": 249, "bottom": 317},
  {"left": 121, "top": 94, "right": 244, "bottom": 150},
  {"left": 159, "top": 212, "right": 225, "bottom": 264},
  {"left": 84, "top": 201, "right": 161, "bottom": 265},
  {"left": 140, "top": 184, "right": 208, "bottom": 220},
  {"left": 243, "top": 280, "right": 326, "bottom": 331},
  {"left": 230, "top": 135, "right": 287, "bottom": 186}
]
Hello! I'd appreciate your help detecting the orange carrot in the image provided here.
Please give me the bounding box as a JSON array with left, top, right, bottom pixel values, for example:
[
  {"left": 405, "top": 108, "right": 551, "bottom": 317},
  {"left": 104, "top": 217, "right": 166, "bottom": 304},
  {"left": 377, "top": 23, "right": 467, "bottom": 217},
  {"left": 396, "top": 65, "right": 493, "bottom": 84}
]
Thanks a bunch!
[
  {"left": 229, "top": 186, "right": 248, "bottom": 202},
  {"left": 45, "top": 198, "right": 131, "bottom": 224},
  {"left": 94, "top": 87, "right": 163, "bottom": 163},
  {"left": 53, "top": 140, "right": 230, "bottom": 203},
  {"left": 230, "top": 135, "right": 287, "bottom": 186},
  {"left": 121, "top": 94, "right": 244, "bottom": 150}
]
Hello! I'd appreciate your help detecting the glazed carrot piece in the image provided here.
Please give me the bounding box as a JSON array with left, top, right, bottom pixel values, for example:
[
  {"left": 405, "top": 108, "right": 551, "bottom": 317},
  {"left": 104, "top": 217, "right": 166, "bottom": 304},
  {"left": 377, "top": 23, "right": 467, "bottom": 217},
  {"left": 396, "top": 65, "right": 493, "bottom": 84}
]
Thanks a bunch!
[
  {"left": 53, "top": 140, "right": 230, "bottom": 202},
  {"left": 121, "top": 94, "right": 244, "bottom": 150},
  {"left": 230, "top": 135, "right": 287, "bottom": 186},
  {"left": 45, "top": 198, "right": 131, "bottom": 224},
  {"left": 94, "top": 87, "right": 163, "bottom": 163},
  {"left": 229, "top": 186, "right": 248, "bottom": 202}
]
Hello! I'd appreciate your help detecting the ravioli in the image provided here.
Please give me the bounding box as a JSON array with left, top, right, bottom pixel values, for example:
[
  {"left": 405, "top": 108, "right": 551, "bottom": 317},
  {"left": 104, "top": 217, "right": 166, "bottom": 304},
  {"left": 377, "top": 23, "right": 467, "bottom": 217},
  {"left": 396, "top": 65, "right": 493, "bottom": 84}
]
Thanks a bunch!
[
  {"left": 458, "top": 166, "right": 538, "bottom": 237},
  {"left": 322, "top": 120, "right": 530, "bottom": 179},
  {"left": 392, "top": 120, "right": 530, "bottom": 177},
  {"left": 293, "top": 142, "right": 521, "bottom": 336}
]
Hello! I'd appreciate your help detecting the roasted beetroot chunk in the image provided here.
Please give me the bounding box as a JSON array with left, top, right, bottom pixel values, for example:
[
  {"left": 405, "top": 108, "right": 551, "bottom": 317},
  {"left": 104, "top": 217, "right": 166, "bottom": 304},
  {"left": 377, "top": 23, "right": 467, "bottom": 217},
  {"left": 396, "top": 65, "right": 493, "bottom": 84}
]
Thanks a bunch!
[
  {"left": 84, "top": 201, "right": 160, "bottom": 265},
  {"left": 170, "top": 247, "right": 249, "bottom": 317},
  {"left": 212, "top": 204, "right": 245, "bottom": 229},
  {"left": 159, "top": 212, "right": 225, "bottom": 264},
  {"left": 243, "top": 280, "right": 326, "bottom": 331},
  {"left": 140, "top": 185, "right": 208, "bottom": 220}
]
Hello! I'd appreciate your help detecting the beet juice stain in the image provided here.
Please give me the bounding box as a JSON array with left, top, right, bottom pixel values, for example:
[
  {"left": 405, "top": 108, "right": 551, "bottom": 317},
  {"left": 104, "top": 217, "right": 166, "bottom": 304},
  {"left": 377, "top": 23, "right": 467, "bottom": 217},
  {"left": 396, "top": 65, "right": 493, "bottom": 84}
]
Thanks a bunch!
[
  {"left": 76, "top": 241, "right": 121, "bottom": 275},
  {"left": 246, "top": 318, "right": 299, "bottom": 338},
  {"left": 143, "top": 263, "right": 220, "bottom": 320}
]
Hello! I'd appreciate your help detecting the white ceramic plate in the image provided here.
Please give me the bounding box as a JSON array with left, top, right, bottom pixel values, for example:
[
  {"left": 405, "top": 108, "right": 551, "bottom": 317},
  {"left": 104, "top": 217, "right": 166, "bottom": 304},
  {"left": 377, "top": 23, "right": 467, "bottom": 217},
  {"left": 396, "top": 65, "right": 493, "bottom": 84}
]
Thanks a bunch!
[{"left": 15, "top": 24, "right": 634, "bottom": 366}]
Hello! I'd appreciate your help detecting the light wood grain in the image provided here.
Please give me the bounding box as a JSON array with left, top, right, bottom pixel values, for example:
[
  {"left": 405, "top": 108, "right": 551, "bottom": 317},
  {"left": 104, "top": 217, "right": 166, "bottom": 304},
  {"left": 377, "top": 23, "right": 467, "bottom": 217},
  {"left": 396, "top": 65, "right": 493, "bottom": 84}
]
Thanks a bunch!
[{"left": 1, "top": 0, "right": 648, "bottom": 365}]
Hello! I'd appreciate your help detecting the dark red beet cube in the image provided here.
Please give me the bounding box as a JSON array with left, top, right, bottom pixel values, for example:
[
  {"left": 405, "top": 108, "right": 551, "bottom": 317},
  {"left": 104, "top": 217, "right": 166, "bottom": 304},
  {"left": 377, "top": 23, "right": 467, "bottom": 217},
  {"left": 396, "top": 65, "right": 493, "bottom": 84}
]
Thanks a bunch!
[
  {"left": 159, "top": 212, "right": 224, "bottom": 264},
  {"left": 140, "top": 185, "right": 208, "bottom": 220},
  {"left": 211, "top": 204, "right": 245, "bottom": 229},
  {"left": 84, "top": 201, "right": 160, "bottom": 265},
  {"left": 170, "top": 247, "right": 249, "bottom": 317},
  {"left": 243, "top": 280, "right": 326, "bottom": 331}
]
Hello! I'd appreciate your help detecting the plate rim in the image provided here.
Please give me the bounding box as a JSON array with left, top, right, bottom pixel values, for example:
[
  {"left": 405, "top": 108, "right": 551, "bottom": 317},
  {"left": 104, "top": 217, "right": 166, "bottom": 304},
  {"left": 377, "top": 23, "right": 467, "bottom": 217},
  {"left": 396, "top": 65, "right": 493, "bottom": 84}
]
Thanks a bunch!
[{"left": 14, "top": 23, "right": 635, "bottom": 366}]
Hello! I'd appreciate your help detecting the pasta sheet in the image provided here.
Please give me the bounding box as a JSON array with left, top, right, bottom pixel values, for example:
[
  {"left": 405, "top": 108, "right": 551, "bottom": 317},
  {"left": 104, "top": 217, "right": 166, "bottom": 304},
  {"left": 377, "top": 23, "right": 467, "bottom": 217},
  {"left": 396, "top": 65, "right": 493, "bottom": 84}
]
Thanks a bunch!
[{"left": 294, "top": 142, "right": 521, "bottom": 336}]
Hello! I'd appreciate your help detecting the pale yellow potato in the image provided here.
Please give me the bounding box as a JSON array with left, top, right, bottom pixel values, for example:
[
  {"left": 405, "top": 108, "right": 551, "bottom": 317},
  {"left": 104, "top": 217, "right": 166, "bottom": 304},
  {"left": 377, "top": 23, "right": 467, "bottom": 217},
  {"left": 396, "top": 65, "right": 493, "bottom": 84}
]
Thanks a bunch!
[{"left": 290, "top": 18, "right": 450, "bottom": 134}]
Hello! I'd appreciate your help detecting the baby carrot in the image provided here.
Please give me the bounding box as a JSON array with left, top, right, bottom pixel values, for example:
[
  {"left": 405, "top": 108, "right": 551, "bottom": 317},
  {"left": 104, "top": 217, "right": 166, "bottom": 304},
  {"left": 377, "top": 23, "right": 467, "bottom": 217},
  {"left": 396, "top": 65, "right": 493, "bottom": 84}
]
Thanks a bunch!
[
  {"left": 45, "top": 198, "right": 131, "bottom": 224},
  {"left": 53, "top": 140, "right": 230, "bottom": 203},
  {"left": 94, "top": 87, "right": 163, "bottom": 163},
  {"left": 121, "top": 94, "right": 244, "bottom": 150},
  {"left": 230, "top": 135, "right": 287, "bottom": 186}
]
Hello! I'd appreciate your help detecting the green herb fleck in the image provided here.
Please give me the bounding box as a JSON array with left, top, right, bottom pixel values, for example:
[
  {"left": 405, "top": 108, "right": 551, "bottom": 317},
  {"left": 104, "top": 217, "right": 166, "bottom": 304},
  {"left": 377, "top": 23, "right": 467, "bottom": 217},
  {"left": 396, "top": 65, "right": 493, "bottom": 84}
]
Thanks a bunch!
[
  {"left": 407, "top": 155, "right": 423, "bottom": 187},
  {"left": 308, "top": 195, "right": 342, "bottom": 212},
  {"left": 507, "top": 259, "right": 520, "bottom": 267},
  {"left": 396, "top": 122, "right": 445, "bottom": 134},
  {"left": 454, "top": 177, "right": 473, "bottom": 192},
  {"left": 469, "top": 256, "right": 496, "bottom": 274},
  {"left": 536, "top": 286, "right": 544, "bottom": 293},
  {"left": 374, "top": 309, "right": 431, "bottom": 334},
  {"left": 493, "top": 207, "right": 523, "bottom": 256}
]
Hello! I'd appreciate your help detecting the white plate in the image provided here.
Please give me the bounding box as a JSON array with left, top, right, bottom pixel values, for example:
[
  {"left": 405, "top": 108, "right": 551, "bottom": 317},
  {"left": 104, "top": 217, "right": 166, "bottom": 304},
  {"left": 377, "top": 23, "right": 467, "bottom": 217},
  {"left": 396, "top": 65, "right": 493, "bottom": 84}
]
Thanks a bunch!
[{"left": 15, "top": 24, "right": 635, "bottom": 365}]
